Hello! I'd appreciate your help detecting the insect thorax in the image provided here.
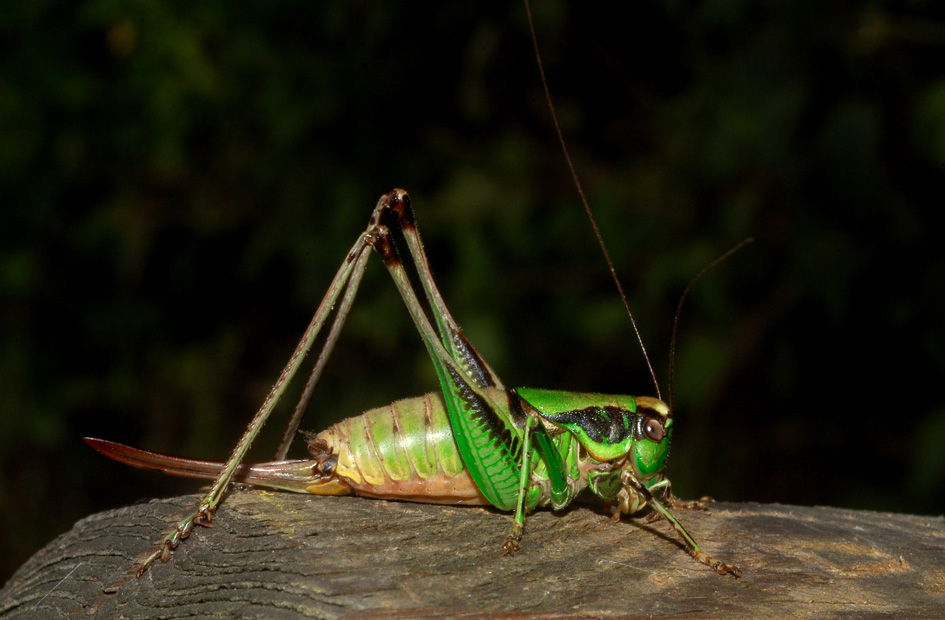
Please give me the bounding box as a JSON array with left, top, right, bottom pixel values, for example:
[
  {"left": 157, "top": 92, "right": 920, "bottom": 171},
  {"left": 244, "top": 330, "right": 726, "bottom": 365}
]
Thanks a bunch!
[{"left": 515, "top": 388, "right": 672, "bottom": 513}]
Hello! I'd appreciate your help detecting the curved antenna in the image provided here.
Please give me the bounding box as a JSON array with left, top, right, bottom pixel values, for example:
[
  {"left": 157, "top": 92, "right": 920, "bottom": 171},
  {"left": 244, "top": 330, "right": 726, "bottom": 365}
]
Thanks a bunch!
[
  {"left": 667, "top": 238, "right": 754, "bottom": 413},
  {"left": 523, "top": 0, "right": 661, "bottom": 400}
]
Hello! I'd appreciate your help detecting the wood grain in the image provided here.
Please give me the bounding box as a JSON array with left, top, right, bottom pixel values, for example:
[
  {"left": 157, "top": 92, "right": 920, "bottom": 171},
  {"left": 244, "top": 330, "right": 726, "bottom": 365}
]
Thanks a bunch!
[{"left": 2, "top": 491, "right": 943, "bottom": 618}]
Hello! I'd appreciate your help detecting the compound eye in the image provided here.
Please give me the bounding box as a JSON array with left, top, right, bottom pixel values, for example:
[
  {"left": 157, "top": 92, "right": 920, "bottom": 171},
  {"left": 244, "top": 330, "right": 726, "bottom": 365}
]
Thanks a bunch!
[{"left": 641, "top": 417, "right": 665, "bottom": 442}]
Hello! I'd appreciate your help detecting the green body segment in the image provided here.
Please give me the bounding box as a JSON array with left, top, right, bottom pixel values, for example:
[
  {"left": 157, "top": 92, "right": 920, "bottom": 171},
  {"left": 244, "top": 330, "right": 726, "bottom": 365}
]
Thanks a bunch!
[
  {"left": 314, "top": 392, "right": 488, "bottom": 504},
  {"left": 387, "top": 396, "right": 449, "bottom": 479},
  {"left": 516, "top": 389, "right": 638, "bottom": 415}
]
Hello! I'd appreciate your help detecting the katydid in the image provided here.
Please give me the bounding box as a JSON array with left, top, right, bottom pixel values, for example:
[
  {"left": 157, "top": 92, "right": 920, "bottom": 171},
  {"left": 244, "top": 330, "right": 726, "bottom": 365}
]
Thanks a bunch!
[
  {"left": 86, "top": 188, "right": 741, "bottom": 578},
  {"left": 87, "top": 1, "right": 743, "bottom": 579}
]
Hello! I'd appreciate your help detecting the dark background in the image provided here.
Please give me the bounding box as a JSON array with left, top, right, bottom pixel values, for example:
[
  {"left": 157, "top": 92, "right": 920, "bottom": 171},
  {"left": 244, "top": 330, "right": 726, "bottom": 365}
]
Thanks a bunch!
[{"left": 3, "top": 1, "right": 944, "bottom": 583}]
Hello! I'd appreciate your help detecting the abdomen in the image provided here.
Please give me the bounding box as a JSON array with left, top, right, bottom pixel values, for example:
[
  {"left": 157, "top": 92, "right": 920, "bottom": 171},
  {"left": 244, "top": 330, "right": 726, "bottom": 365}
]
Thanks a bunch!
[{"left": 308, "top": 392, "right": 490, "bottom": 505}]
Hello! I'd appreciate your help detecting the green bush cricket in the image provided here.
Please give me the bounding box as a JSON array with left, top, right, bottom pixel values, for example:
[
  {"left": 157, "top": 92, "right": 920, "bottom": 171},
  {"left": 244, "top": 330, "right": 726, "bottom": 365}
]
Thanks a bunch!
[
  {"left": 85, "top": 2, "right": 743, "bottom": 580},
  {"left": 86, "top": 187, "right": 742, "bottom": 578}
]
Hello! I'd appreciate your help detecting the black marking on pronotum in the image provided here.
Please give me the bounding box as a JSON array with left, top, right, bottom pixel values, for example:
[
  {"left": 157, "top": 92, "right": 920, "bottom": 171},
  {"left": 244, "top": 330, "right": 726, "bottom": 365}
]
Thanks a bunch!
[
  {"left": 447, "top": 366, "right": 519, "bottom": 470},
  {"left": 540, "top": 407, "right": 634, "bottom": 446}
]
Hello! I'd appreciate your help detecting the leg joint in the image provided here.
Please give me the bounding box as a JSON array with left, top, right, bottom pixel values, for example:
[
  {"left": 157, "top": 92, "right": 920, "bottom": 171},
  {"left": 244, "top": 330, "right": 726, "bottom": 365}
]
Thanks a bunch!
[
  {"left": 366, "top": 224, "right": 400, "bottom": 266},
  {"left": 387, "top": 188, "right": 414, "bottom": 227},
  {"left": 370, "top": 189, "right": 415, "bottom": 232}
]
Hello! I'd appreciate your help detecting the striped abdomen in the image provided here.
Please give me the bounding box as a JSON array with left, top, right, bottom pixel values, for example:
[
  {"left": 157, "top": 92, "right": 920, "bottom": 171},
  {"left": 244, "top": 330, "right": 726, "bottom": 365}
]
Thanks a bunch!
[{"left": 307, "top": 392, "right": 491, "bottom": 505}]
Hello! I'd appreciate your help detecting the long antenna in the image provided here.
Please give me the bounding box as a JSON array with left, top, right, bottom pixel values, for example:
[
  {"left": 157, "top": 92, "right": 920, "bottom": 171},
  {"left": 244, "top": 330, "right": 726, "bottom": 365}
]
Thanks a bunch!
[
  {"left": 667, "top": 237, "right": 754, "bottom": 413},
  {"left": 522, "top": 0, "right": 661, "bottom": 399}
]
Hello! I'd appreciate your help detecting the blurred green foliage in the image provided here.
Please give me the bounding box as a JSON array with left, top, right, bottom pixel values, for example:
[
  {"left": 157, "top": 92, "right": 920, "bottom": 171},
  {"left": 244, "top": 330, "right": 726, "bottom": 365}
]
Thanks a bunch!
[{"left": 2, "top": 1, "right": 944, "bottom": 581}]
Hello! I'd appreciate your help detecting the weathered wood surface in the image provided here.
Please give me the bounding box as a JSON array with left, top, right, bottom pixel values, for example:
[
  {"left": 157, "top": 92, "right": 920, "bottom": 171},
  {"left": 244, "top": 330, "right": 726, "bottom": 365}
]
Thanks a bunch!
[{"left": 2, "top": 491, "right": 943, "bottom": 619}]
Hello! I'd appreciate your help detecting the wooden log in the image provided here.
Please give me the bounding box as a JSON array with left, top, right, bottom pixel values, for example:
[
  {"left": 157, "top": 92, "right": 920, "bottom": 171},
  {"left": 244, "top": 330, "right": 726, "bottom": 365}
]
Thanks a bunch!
[{"left": 1, "top": 491, "right": 943, "bottom": 618}]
